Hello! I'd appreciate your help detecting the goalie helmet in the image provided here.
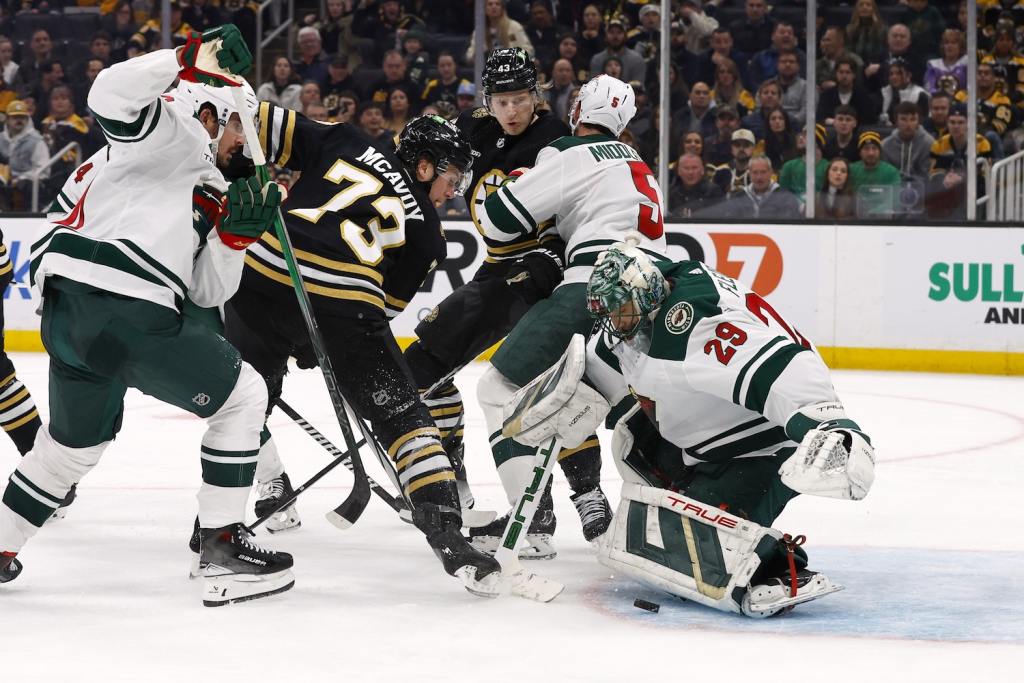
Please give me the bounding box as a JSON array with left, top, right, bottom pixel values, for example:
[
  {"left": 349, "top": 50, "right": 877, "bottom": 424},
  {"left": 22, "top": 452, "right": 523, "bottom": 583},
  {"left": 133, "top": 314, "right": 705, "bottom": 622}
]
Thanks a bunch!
[
  {"left": 482, "top": 47, "right": 537, "bottom": 99},
  {"left": 396, "top": 114, "right": 474, "bottom": 194},
  {"left": 569, "top": 74, "right": 636, "bottom": 137},
  {"left": 587, "top": 235, "right": 666, "bottom": 340}
]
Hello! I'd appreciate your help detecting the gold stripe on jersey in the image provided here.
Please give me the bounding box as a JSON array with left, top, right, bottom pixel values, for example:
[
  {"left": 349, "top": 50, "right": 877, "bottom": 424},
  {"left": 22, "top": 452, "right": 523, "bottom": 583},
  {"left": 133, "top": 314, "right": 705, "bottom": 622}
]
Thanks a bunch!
[
  {"left": 278, "top": 109, "right": 297, "bottom": 167},
  {"left": 258, "top": 101, "right": 270, "bottom": 158},
  {"left": 405, "top": 470, "right": 455, "bottom": 497},
  {"left": 259, "top": 233, "right": 383, "bottom": 284},
  {"left": 259, "top": 102, "right": 298, "bottom": 167},
  {"left": 244, "top": 254, "right": 385, "bottom": 310}
]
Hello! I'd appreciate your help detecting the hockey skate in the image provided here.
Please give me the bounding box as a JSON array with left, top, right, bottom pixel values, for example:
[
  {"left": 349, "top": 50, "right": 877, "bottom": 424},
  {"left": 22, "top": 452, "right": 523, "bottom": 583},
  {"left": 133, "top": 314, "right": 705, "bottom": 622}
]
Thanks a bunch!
[
  {"left": 1, "top": 551, "right": 22, "bottom": 584},
  {"left": 254, "top": 472, "right": 301, "bottom": 533},
  {"left": 412, "top": 504, "right": 502, "bottom": 597},
  {"left": 45, "top": 484, "right": 77, "bottom": 523},
  {"left": 741, "top": 569, "right": 844, "bottom": 618},
  {"left": 468, "top": 486, "right": 557, "bottom": 560},
  {"left": 200, "top": 523, "right": 294, "bottom": 607},
  {"left": 571, "top": 486, "right": 613, "bottom": 543}
]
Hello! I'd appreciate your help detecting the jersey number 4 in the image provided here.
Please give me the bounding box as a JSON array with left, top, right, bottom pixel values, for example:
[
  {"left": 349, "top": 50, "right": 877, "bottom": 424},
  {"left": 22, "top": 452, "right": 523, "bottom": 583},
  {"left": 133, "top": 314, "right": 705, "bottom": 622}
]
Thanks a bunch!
[
  {"left": 627, "top": 161, "right": 663, "bottom": 240},
  {"left": 288, "top": 160, "right": 405, "bottom": 266}
]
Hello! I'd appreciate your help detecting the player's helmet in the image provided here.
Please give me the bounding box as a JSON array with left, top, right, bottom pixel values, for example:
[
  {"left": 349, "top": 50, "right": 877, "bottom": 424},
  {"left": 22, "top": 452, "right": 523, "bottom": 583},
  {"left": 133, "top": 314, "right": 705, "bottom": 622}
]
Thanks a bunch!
[
  {"left": 569, "top": 74, "right": 637, "bottom": 137},
  {"left": 397, "top": 114, "right": 474, "bottom": 194},
  {"left": 586, "top": 235, "right": 667, "bottom": 340},
  {"left": 176, "top": 81, "right": 258, "bottom": 142},
  {"left": 482, "top": 47, "right": 537, "bottom": 100}
]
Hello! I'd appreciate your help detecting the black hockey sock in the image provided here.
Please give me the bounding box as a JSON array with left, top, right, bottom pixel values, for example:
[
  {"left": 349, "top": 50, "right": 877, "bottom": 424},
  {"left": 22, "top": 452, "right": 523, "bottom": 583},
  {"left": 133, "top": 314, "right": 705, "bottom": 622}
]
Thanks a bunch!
[{"left": 556, "top": 436, "right": 602, "bottom": 496}]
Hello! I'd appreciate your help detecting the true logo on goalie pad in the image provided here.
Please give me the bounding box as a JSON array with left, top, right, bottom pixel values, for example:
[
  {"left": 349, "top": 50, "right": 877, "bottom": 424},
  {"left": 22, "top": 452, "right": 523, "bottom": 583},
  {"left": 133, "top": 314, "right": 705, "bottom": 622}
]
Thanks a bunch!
[
  {"left": 192, "top": 393, "right": 210, "bottom": 407},
  {"left": 664, "top": 302, "right": 694, "bottom": 335}
]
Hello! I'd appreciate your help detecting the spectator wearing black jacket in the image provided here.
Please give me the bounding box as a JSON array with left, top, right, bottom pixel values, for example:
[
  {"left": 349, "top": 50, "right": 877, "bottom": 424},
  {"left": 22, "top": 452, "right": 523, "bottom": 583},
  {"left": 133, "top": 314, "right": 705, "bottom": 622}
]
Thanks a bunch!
[
  {"left": 817, "top": 57, "right": 880, "bottom": 126},
  {"left": 669, "top": 152, "right": 726, "bottom": 219},
  {"left": 696, "top": 28, "right": 749, "bottom": 90},
  {"left": 728, "top": 0, "right": 776, "bottom": 56},
  {"left": 822, "top": 105, "right": 861, "bottom": 164}
]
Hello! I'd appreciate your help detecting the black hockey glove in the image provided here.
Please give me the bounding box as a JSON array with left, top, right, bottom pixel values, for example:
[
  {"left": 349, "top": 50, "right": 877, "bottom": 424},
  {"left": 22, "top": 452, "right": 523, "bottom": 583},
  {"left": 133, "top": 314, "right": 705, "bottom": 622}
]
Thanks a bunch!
[
  {"left": 507, "top": 246, "right": 564, "bottom": 298},
  {"left": 217, "top": 177, "right": 282, "bottom": 250}
]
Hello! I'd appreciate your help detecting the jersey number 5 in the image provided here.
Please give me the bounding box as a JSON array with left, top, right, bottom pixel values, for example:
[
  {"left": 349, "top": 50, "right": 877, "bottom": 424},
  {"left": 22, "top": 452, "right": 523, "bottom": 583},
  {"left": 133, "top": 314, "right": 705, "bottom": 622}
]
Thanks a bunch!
[
  {"left": 627, "top": 161, "right": 663, "bottom": 240},
  {"left": 288, "top": 160, "right": 405, "bottom": 266}
]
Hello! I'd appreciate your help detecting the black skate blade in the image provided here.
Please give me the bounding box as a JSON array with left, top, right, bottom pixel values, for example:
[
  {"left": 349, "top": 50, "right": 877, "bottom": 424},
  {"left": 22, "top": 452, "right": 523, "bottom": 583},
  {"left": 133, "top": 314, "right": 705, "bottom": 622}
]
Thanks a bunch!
[{"left": 203, "top": 579, "right": 295, "bottom": 607}]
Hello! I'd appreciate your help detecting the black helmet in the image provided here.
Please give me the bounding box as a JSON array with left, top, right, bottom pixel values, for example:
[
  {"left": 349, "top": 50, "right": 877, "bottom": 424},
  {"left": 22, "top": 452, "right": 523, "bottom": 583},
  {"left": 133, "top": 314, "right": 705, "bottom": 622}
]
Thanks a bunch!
[
  {"left": 482, "top": 47, "right": 537, "bottom": 96},
  {"left": 397, "top": 114, "right": 474, "bottom": 190}
]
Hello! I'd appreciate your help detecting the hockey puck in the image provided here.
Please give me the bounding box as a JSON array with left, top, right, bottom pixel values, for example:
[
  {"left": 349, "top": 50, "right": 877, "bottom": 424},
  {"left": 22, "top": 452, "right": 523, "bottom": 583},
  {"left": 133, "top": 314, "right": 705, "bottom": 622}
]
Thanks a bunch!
[{"left": 634, "top": 598, "right": 660, "bottom": 613}]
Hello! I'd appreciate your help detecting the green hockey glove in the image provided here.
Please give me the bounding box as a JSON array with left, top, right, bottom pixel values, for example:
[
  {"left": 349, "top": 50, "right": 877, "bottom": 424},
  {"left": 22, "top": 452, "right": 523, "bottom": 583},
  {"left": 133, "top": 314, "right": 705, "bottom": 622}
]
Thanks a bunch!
[
  {"left": 217, "top": 177, "right": 282, "bottom": 250},
  {"left": 177, "top": 24, "right": 252, "bottom": 87}
]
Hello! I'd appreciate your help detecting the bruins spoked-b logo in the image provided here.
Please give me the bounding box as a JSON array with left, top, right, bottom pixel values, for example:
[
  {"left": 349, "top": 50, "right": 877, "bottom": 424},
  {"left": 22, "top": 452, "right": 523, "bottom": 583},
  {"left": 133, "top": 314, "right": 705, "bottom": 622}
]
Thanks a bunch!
[
  {"left": 664, "top": 302, "right": 694, "bottom": 335},
  {"left": 468, "top": 170, "right": 507, "bottom": 233}
]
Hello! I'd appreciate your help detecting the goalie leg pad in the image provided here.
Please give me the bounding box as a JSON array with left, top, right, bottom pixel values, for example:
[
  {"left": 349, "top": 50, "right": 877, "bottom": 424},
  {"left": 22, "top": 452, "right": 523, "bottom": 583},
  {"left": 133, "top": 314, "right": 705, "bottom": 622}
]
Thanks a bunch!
[{"left": 598, "top": 483, "right": 781, "bottom": 615}]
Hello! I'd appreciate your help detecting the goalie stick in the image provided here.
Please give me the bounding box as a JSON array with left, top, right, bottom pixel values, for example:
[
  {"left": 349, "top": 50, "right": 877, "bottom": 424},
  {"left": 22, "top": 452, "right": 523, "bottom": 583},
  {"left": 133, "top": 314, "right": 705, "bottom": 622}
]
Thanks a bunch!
[{"left": 231, "top": 84, "right": 371, "bottom": 529}]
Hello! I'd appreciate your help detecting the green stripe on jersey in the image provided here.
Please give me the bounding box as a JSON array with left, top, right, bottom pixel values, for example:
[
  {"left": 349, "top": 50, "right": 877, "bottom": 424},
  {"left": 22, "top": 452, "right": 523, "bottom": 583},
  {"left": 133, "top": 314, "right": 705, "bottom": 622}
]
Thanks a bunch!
[
  {"left": 3, "top": 480, "right": 58, "bottom": 527},
  {"left": 732, "top": 336, "right": 788, "bottom": 405},
  {"left": 690, "top": 416, "right": 768, "bottom": 452},
  {"left": 93, "top": 100, "right": 161, "bottom": 143},
  {"left": 120, "top": 239, "right": 187, "bottom": 294},
  {"left": 691, "top": 425, "right": 788, "bottom": 463},
  {"left": 501, "top": 186, "right": 536, "bottom": 230},
  {"left": 744, "top": 344, "right": 808, "bottom": 414},
  {"left": 547, "top": 134, "right": 615, "bottom": 152},
  {"left": 484, "top": 188, "right": 530, "bottom": 236},
  {"left": 12, "top": 470, "right": 65, "bottom": 506}
]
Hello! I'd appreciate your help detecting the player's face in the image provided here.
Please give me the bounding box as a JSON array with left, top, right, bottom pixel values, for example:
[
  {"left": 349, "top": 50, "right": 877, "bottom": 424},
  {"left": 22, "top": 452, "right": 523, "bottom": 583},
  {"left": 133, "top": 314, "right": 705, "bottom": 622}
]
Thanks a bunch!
[
  {"left": 428, "top": 165, "right": 467, "bottom": 208},
  {"left": 608, "top": 299, "right": 643, "bottom": 339},
  {"left": 217, "top": 113, "right": 246, "bottom": 167},
  {"left": 489, "top": 88, "right": 535, "bottom": 136}
]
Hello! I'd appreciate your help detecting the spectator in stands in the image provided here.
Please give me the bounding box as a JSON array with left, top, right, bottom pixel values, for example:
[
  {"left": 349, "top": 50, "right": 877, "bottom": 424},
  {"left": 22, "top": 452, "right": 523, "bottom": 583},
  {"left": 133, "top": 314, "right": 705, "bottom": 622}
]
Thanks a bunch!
[
  {"left": 17, "top": 30, "right": 53, "bottom": 90},
  {"left": 879, "top": 59, "right": 929, "bottom": 127},
  {"left": 555, "top": 34, "right": 588, "bottom": 83},
  {"left": 132, "top": 1, "right": 193, "bottom": 51},
  {"left": 357, "top": 101, "right": 393, "bottom": 148},
  {"left": 102, "top": 1, "right": 139, "bottom": 62},
  {"left": 365, "top": 0, "right": 426, "bottom": 63},
  {"left": 818, "top": 56, "right": 879, "bottom": 126},
  {"left": 73, "top": 32, "right": 112, "bottom": 83},
  {"left": 0, "top": 37, "right": 20, "bottom": 94},
  {"left": 882, "top": 101, "right": 935, "bottom": 182},
  {"left": 221, "top": 0, "right": 258, "bottom": 54},
  {"left": 455, "top": 81, "right": 477, "bottom": 114},
  {"left": 25, "top": 60, "right": 65, "bottom": 126},
  {"left": 749, "top": 22, "right": 805, "bottom": 86},
  {"left": 927, "top": 103, "right": 994, "bottom": 220},
  {"left": 865, "top": 24, "right": 924, "bottom": 91},
  {"left": 368, "top": 49, "right": 417, "bottom": 108},
  {"left": 815, "top": 157, "right": 857, "bottom": 220},
  {"left": 846, "top": 0, "right": 888, "bottom": 65},
  {"left": 466, "top": 0, "right": 534, "bottom": 63},
  {"left": 545, "top": 58, "right": 577, "bottom": 122},
  {"left": 526, "top": 0, "right": 564, "bottom": 71},
  {"left": 725, "top": 155, "right": 800, "bottom": 219},
  {"left": 384, "top": 85, "right": 415, "bottom": 140},
  {"left": 778, "top": 125, "right": 828, "bottom": 205},
  {"left": 741, "top": 79, "right": 783, "bottom": 140},
  {"left": 924, "top": 91, "right": 951, "bottom": 140},
  {"left": 294, "top": 26, "right": 330, "bottom": 91},
  {"left": 323, "top": 56, "right": 359, "bottom": 116},
  {"left": 672, "top": 1, "right": 718, "bottom": 55},
  {"left": 75, "top": 59, "right": 104, "bottom": 115},
  {"left": 257, "top": 56, "right": 303, "bottom": 111},
  {"left": 712, "top": 127, "right": 755, "bottom": 196},
  {"left": 776, "top": 49, "right": 807, "bottom": 127},
  {"left": 925, "top": 28, "right": 967, "bottom": 94},
  {"left": 602, "top": 56, "right": 623, "bottom": 79},
  {"left": 710, "top": 58, "right": 753, "bottom": 118},
  {"left": 823, "top": 105, "right": 861, "bottom": 164},
  {"left": 183, "top": 0, "right": 223, "bottom": 33},
  {"left": 729, "top": 0, "right": 775, "bottom": 56},
  {"left": 576, "top": 3, "right": 604, "bottom": 66},
  {"left": 333, "top": 90, "right": 359, "bottom": 124},
  {"left": 628, "top": 3, "right": 662, "bottom": 62},
  {"left": 817, "top": 25, "right": 864, "bottom": 90},
  {"left": 850, "top": 131, "right": 901, "bottom": 217},
  {"left": 982, "top": 29, "right": 1024, "bottom": 99},
  {"left": 696, "top": 27, "right": 747, "bottom": 89},
  {"left": 756, "top": 106, "right": 798, "bottom": 171},
  {"left": 304, "top": 103, "right": 329, "bottom": 122},
  {"left": 704, "top": 105, "right": 741, "bottom": 166},
  {"left": 0, "top": 100, "right": 49, "bottom": 211},
  {"left": 898, "top": 0, "right": 945, "bottom": 60},
  {"left": 672, "top": 81, "right": 716, "bottom": 140},
  {"left": 41, "top": 85, "right": 103, "bottom": 174},
  {"left": 668, "top": 152, "right": 725, "bottom": 219},
  {"left": 681, "top": 130, "right": 704, "bottom": 160},
  {"left": 976, "top": 62, "right": 1017, "bottom": 141},
  {"left": 298, "top": 80, "right": 322, "bottom": 111},
  {"left": 402, "top": 28, "right": 432, "bottom": 92},
  {"left": 422, "top": 52, "right": 470, "bottom": 108},
  {"left": 305, "top": 0, "right": 360, "bottom": 70},
  {"left": 589, "top": 16, "right": 645, "bottom": 84}
]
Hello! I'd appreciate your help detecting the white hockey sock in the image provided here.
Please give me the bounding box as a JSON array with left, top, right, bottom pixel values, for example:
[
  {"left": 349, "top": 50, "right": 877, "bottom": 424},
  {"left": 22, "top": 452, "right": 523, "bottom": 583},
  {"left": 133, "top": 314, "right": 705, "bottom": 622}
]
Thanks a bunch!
[{"left": 255, "top": 432, "right": 284, "bottom": 483}]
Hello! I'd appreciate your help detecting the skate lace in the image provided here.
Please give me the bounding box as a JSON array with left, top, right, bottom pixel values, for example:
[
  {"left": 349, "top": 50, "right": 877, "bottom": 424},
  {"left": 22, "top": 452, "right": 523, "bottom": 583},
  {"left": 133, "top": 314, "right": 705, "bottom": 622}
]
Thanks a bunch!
[
  {"left": 259, "top": 477, "right": 286, "bottom": 500},
  {"left": 237, "top": 527, "right": 269, "bottom": 556},
  {"left": 782, "top": 533, "right": 806, "bottom": 598},
  {"left": 573, "top": 489, "right": 607, "bottom": 527}
]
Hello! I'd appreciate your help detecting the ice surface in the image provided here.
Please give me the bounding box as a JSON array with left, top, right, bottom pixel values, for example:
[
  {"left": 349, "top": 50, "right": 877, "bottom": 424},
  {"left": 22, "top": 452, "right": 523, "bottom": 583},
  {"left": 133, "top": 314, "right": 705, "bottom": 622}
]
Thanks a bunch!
[{"left": 1, "top": 354, "right": 1021, "bottom": 682}]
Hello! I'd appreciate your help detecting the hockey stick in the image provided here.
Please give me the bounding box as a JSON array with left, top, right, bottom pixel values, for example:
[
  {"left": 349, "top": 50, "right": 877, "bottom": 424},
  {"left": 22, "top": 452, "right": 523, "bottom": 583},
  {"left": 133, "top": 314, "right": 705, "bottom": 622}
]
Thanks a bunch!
[
  {"left": 232, "top": 84, "right": 372, "bottom": 529},
  {"left": 244, "top": 434, "right": 368, "bottom": 534}
]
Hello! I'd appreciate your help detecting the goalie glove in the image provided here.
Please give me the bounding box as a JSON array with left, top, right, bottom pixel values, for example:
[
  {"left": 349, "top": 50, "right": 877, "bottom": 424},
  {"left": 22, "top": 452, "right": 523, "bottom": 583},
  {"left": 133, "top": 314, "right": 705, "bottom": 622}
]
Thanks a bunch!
[
  {"left": 178, "top": 24, "right": 252, "bottom": 87},
  {"left": 779, "top": 423, "right": 875, "bottom": 501},
  {"left": 217, "top": 177, "right": 282, "bottom": 250}
]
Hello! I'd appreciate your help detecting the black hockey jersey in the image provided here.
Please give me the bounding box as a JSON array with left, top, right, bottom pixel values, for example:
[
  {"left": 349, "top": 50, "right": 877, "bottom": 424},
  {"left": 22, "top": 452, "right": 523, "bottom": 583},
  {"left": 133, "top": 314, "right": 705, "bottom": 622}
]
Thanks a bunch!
[
  {"left": 244, "top": 102, "right": 446, "bottom": 318},
  {"left": 456, "top": 107, "right": 570, "bottom": 262}
]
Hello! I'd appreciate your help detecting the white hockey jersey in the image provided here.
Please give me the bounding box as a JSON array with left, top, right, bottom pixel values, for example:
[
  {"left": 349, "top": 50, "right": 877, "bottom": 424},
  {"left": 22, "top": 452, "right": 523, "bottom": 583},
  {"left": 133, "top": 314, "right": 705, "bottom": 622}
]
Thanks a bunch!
[
  {"left": 587, "top": 260, "right": 854, "bottom": 467},
  {"left": 31, "top": 49, "right": 242, "bottom": 312},
  {"left": 475, "top": 134, "right": 667, "bottom": 285}
]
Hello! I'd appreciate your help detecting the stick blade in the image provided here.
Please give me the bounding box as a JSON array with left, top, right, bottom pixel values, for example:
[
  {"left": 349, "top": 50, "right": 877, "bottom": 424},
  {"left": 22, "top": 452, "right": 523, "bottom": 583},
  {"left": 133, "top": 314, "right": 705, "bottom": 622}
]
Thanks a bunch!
[
  {"left": 507, "top": 570, "right": 564, "bottom": 603},
  {"left": 325, "top": 479, "right": 372, "bottom": 530}
]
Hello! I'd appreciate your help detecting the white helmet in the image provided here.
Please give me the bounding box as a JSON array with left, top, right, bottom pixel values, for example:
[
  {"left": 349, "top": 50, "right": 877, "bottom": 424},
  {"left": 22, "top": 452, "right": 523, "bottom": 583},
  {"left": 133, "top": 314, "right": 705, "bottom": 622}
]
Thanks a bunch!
[
  {"left": 176, "top": 80, "right": 257, "bottom": 140},
  {"left": 569, "top": 74, "right": 637, "bottom": 137}
]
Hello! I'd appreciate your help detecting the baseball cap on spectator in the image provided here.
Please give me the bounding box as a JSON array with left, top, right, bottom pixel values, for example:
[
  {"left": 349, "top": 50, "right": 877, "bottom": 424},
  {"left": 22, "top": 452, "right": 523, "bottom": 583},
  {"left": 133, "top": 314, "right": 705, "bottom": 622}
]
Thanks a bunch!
[
  {"left": 457, "top": 82, "right": 476, "bottom": 97},
  {"left": 6, "top": 100, "right": 29, "bottom": 117},
  {"left": 716, "top": 105, "right": 738, "bottom": 120},
  {"left": 607, "top": 17, "right": 627, "bottom": 30},
  {"left": 949, "top": 102, "right": 968, "bottom": 118},
  {"left": 731, "top": 128, "right": 755, "bottom": 145},
  {"left": 639, "top": 5, "right": 661, "bottom": 19},
  {"left": 858, "top": 131, "right": 882, "bottom": 149}
]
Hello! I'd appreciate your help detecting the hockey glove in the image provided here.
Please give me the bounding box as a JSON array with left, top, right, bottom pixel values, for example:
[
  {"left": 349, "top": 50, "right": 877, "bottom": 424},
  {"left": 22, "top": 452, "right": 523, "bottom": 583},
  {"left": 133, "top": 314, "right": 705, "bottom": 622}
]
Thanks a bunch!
[
  {"left": 507, "top": 246, "right": 564, "bottom": 298},
  {"left": 780, "top": 425, "right": 875, "bottom": 501},
  {"left": 178, "top": 24, "right": 252, "bottom": 87},
  {"left": 217, "top": 177, "right": 282, "bottom": 250}
]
